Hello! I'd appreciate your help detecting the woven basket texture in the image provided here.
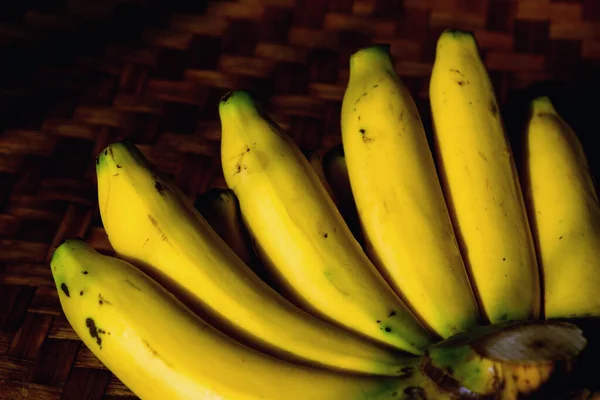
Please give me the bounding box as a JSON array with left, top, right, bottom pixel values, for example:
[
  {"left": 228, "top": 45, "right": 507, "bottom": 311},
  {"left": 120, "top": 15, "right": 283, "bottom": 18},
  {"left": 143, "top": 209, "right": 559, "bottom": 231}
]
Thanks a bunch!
[{"left": 1, "top": 0, "right": 600, "bottom": 398}]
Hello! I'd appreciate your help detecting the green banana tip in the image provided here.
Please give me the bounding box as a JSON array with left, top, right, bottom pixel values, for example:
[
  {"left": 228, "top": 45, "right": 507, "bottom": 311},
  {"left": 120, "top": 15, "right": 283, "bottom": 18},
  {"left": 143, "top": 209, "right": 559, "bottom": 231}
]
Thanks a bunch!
[
  {"left": 219, "top": 90, "right": 254, "bottom": 107},
  {"left": 218, "top": 90, "right": 262, "bottom": 123},
  {"left": 437, "top": 29, "right": 479, "bottom": 54},
  {"left": 50, "top": 237, "right": 85, "bottom": 266},
  {"left": 352, "top": 43, "right": 391, "bottom": 57},
  {"left": 442, "top": 28, "right": 474, "bottom": 39},
  {"left": 349, "top": 44, "right": 394, "bottom": 73},
  {"left": 530, "top": 96, "right": 557, "bottom": 116}
]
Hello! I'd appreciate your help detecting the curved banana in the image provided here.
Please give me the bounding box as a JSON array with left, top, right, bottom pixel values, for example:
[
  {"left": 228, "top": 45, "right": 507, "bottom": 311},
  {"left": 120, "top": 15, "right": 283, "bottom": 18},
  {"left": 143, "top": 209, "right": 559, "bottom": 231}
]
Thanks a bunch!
[
  {"left": 341, "top": 44, "right": 480, "bottom": 338},
  {"left": 219, "top": 90, "right": 433, "bottom": 355},
  {"left": 195, "top": 187, "right": 279, "bottom": 290},
  {"left": 429, "top": 29, "right": 541, "bottom": 324},
  {"left": 301, "top": 148, "right": 338, "bottom": 205},
  {"left": 522, "top": 97, "right": 600, "bottom": 318},
  {"left": 195, "top": 188, "right": 256, "bottom": 267},
  {"left": 50, "top": 239, "right": 432, "bottom": 400},
  {"left": 322, "top": 144, "right": 365, "bottom": 245},
  {"left": 96, "top": 141, "right": 414, "bottom": 376}
]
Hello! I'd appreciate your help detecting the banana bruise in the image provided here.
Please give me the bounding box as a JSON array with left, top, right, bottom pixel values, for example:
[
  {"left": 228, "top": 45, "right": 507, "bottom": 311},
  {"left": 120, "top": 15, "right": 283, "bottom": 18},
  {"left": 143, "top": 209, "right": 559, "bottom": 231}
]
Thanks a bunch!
[
  {"left": 521, "top": 97, "right": 600, "bottom": 319},
  {"left": 323, "top": 144, "right": 366, "bottom": 246},
  {"left": 96, "top": 141, "right": 416, "bottom": 377},
  {"left": 341, "top": 44, "right": 480, "bottom": 339},
  {"left": 219, "top": 90, "right": 433, "bottom": 355},
  {"left": 429, "top": 29, "right": 541, "bottom": 324},
  {"left": 50, "top": 239, "right": 432, "bottom": 400},
  {"left": 423, "top": 320, "right": 586, "bottom": 399},
  {"left": 301, "top": 148, "right": 338, "bottom": 205}
]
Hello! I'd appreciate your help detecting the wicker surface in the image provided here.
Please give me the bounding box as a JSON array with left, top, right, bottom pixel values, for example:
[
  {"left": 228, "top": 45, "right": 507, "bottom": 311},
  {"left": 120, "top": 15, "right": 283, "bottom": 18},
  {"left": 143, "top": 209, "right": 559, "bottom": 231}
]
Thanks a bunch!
[{"left": 1, "top": 0, "right": 599, "bottom": 398}]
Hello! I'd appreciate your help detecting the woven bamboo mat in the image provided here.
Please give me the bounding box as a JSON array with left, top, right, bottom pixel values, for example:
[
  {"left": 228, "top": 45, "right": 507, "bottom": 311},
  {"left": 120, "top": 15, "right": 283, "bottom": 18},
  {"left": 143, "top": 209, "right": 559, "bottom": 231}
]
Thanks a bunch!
[{"left": 1, "top": 0, "right": 600, "bottom": 398}]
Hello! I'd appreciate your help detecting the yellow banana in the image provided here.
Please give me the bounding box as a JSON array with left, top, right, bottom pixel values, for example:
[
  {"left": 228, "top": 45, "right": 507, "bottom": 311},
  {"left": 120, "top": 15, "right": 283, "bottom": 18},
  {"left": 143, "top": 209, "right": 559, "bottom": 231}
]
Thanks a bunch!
[
  {"left": 302, "top": 148, "right": 338, "bottom": 204},
  {"left": 96, "top": 141, "right": 415, "bottom": 376},
  {"left": 195, "top": 187, "right": 281, "bottom": 291},
  {"left": 322, "top": 144, "right": 365, "bottom": 245},
  {"left": 195, "top": 188, "right": 257, "bottom": 266},
  {"left": 521, "top": 97, "right": 600, "bottom": 318},
  {"left": 429, "top": 29, "right": 541, "bottom": 323},
  {"left": 220, "top": 90, "right": 433, "bottom": 355},
  {"left": 50, "top": 238, "right": 433, "bottom": 400},
  {"left": 341, "top": 44, "right": 480, "bottom": 338}
]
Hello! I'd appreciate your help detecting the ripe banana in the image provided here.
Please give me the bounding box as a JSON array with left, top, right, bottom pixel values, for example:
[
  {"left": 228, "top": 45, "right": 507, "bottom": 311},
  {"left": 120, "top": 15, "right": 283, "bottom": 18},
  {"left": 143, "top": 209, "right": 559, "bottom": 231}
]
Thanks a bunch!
[
  {"left": 521, "top": 97, "right": 600, "bottom": 318},
  {"left": 219, "top": 90, "right": 433, "bottom": 355},
  {"left": 301, "top": 148, "right": 338, "bottom": 204},
  {"left": 96, "top": 140, "right": 415, "bottom": 376},
  {"left": 195, "top": 187, "right": 281, "bottom": 291},
  {"left": 341, "top": 44, "right": 480, "bottom": 338},
  {"left": 50, "top": 238, "right": 432, "bottom": 400},
  {"left": 429, "top": 29, "right": 541, "bottom": 323},
  {"left": 323, "top": 144, "right": 365, "bottom": 245},
  {"left": 195, "top": 188, "right": 257, "bottom": 267}
]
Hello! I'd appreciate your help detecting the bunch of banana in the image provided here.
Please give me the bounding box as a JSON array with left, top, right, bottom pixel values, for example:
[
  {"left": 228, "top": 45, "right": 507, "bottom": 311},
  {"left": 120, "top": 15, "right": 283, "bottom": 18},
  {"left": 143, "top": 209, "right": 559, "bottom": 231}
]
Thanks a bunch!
[
  {"left": 47, "top": 26, "right": 600, "bottom": 400},
  {"left": 219, "top": 90, "right": 434, "bottom": 354},
  {"left": 49, "top": 239, "right": 430, "bottom": 400},
  {"left": 96, "top": 140, "right": 415, "bottom": 377},
  {"left": 50, "top": 239, "right": 587, "bottom": 400}
]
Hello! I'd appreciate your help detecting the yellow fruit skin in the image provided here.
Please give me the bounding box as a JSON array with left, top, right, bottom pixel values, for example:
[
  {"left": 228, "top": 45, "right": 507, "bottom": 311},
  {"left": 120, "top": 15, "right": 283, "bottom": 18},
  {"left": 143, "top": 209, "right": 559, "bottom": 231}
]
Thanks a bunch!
[
  {"left": 195, "top": 188, "right": 280, "bottom": 291},
  {"left": 49, "top": 239, "right": 422, "bottom": 400},
  {"left": 522, "top": 97, "right": 600, "bottom": 318},
  {"left": 219, "top": 90, "right": 433, "bottom": 355},
  {"left": 302, "top": 148, "right": 338, "bottom": 205},
  {"left": 195, "top": 188, "right": 256, "bottom": 267},
  {"left": 341, "top": 45, "right": 480, "bottom": 339},
  {"left": 323, "top": 145, "right": 365, "bottom": 246},
  {"left": 96, "top": 141, "right": 417, "bottom": 377},
  {"left": 429, "top": 30, "right": 541, "bottom": 324}
]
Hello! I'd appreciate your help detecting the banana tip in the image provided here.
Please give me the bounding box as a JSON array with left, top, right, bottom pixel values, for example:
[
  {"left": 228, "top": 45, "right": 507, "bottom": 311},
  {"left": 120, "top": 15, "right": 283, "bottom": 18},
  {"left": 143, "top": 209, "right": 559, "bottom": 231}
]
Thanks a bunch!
[
  {"left": 220, "top": 90, "right": 235, "bottom": 104},
  {"left": 50, "top": 237, "right": 85, "bottom": 266},
  {"left": 530, "top": 96, "right": 556, "bottom": 116},
  {"left": 219, "top": 90, "right": 254, "bottom": 106},
  {"left": 442, "top": 28, "right": 474, "bottom": 38}
]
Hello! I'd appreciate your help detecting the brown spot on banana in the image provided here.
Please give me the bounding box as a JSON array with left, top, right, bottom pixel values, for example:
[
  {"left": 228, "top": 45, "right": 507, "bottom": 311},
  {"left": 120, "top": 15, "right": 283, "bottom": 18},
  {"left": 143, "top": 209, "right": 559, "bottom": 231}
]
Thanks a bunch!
[
  {"left": 489, "top": 101, "right": 498, "bottom": 117},
  {"left": 86, "top": 318, "right": 103, "bottom": 349},
  {"left": 98, "top": 293, "right": 111, "bottom": 306},
  {"left": 60, "top": 283, "right": 70, "bottom": 297}
]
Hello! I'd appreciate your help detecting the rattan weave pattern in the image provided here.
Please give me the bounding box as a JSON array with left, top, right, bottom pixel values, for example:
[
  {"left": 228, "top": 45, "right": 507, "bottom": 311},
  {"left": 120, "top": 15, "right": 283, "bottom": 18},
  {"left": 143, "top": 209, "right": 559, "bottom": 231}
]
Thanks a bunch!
[{"left": 1, "top": 0, "right": 600, "bottom": 398}]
